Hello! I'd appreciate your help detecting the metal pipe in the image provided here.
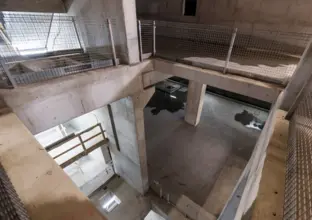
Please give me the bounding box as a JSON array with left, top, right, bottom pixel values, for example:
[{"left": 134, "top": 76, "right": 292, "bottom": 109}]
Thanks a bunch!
[
  {"left": 137, "top": 20, "right": 143, "bottom": 62},
  {"left": 72, "top": 17, "right": 84, "bottom": 51},
  {"left": 153, "top": 20, "right": 156, "bottom": 56},
  {"left": 107, "top": 19, "right": 118, "bottom": 66},
  {"left": 45, "top": 13, "right": 54, "bottom": 50},
  {"left": 223, "top": 28, "right": 238, "bottom": 74}
]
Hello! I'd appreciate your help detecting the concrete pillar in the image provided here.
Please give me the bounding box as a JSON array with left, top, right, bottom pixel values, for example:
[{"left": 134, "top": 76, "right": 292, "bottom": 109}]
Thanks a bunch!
[
  {"left": 66, "top": 0, "right": 140, "bottom": 64},
  {"left": 102, "top": 87, "right": 155, "bottom": 194},
  {"left": 120, "top": 0, "right": 140, "bottom": 64},
  {"left": 185, "top": 81, "right": 207, "bottom": 126}
]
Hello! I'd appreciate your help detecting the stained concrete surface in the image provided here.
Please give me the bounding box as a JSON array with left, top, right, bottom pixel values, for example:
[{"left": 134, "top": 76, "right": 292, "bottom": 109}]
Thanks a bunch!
[{"left": 144, "top": 82, "right": 268, "bottom": 206}]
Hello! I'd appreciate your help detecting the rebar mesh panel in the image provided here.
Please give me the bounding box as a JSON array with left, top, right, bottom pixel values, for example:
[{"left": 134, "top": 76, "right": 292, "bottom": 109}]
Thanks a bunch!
[
  {"left": 284, "top": 80, "right": 312, "bottom": 220},
  {"left": 228, "top": 29, "right": 311, "bottom": 85},
  {"left": 141, "top": 20, "right": 153, "bottom": 54},
  {"left": 0, "top": 12, "right": 118, "bottom": 86},
  {"left": 155, "top": 21, "right": 232, "bottom": 71},
  {"left": 0, "top": 163, "right": 29, "bottom": 220}
]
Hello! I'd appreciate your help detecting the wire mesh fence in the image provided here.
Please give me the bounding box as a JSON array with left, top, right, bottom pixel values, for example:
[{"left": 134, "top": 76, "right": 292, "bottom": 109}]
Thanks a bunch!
[
  {"left": 0, "top": 12, "right": 120, "bottom": 87},
  {"left": 140, "top": 20, "right": 153, "bottom": 55},
  {"left": 228, "top": 29, "right": 312, "bottom": 85},
  {"left": 0, "top": 162, "right": 29, "bottom": 220},
  {"left": 284, "top": 79, "right": 312, "bottom": 220},
  {"left": 139, "top": 20, "right": 312, "bottom": 86},
  {"left": 155, "top": 21, "right": 233, "bottom": 72}
]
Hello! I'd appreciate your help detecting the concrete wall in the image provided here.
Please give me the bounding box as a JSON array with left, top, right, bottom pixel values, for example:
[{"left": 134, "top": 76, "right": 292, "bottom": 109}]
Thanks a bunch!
[
  {"left": 101, "top": 88, "right": 155, "bottom": 194},
  {"left": 137, "top": 0, "right": 312, "bottom": 33},
  {"left": 0, "top": 0, "right": 65, "bottom": 13}
]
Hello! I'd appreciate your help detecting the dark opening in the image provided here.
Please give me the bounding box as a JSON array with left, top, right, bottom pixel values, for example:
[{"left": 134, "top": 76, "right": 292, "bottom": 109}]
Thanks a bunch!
[{"left": 184, "top": 0, "right": 197, "bottom": 16}]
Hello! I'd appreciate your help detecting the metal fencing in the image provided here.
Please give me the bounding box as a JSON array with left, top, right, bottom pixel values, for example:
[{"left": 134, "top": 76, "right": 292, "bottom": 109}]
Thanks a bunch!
[
  {"left": 284, "top": 78, "right": 312, "bottom": 220},
  {"left": 138, "top": 20, "right": 312, "bottom": 86},
  {"left": 0, "top": 163, "right": 29, "bottom": 220},
  {"left": 0, "top": 12, "right": 121, "bottom": 87}
]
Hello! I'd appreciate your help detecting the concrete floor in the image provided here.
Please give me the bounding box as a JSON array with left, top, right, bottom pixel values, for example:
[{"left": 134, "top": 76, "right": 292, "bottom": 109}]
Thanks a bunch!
[
  {"left": 90, "top": 175, "right": 190, "bottom": 220},
  {"left": 144, "top": 82, "right": 268, "bottom": 206}
]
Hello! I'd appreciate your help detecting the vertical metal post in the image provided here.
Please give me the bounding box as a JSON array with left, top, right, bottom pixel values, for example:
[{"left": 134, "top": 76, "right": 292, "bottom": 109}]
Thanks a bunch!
[
  {"left": 78, "top": 135, "right": 87, "bottom": 155},
  {"left": 72, "top": 17, "right": 83, "bottom": 51},
  {"left": 1, "top": 60, "right": 16, "bottom": 88},
  {"left": 99, "top": 123, "right": 106, "bottom": 140},
  {"left": 45, "top": 13, "right": 54, "bottom": 50},
  {"left": 138, "top": 20, "right": 143, "bottom": 62},
  {"left": 152, "top": 20, "right": 156, "bottom": 56},
  {"left": 107, "top": 19, "right": 118, "bottom": 66},
  {"left": 107, "top": 104, "right": 120, "bottom": 151},
  {"left": 223, "top": 28, "right": 238, "bottom": 74}
]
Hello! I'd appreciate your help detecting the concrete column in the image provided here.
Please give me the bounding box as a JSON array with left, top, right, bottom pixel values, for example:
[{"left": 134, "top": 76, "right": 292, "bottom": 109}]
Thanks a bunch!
[
  {"left": 185, "top": 81, "right": 207, "bottom": 126},
  {"left": 120, "top": 0, "right": 140, "bottom": 64},
  {"left": 102, "top": 87, "right": 155, "bottom": 194},
  {"left": 66, "top": 0, "right": 140, "bottom": 64}
]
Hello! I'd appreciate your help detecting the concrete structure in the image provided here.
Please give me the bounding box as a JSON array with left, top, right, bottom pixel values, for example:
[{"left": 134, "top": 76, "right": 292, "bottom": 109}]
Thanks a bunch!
[
  {"left": 136, "top": 0, "right": 312, "bottom": 34},
  {"left": 0, "top": 107, "right": 107, "bottom": 220},
  {"left": 0, "top": 1, "right": 309, "bottom": 219},
  {"left": 66, "top": 0, "right": 140, "bottom": 64},
  {"left": 0, "top": 61, "right": 152, "bottom": 134},
  {"left": 185, "top": 81, "right": 206, "bottom": 126}
]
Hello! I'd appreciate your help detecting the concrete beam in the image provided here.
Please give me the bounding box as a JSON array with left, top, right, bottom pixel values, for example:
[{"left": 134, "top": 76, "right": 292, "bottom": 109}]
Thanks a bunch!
[
  {"left": 0, "top": 0, "right": 65, "bottom": 13},
  {"left": 143, "top": 70, "right": 172, "bottom": 88},
  {"left": 185, "top": 81, "right": 206, "bottom": 126},
  {"left": 154, "top": 59, "right": 282, "bottom": 103},
  {"left": 0, "top": 60, "right": 153, "bottom": 134}
]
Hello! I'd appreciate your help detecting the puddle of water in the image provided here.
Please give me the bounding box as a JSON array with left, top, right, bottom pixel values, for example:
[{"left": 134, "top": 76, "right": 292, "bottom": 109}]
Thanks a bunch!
[
  {"left": 146, "top": 88, "right": 187, "bottom": 115},
  {"left": 235, "top": 110, "right": 265, "bottom": 130}
]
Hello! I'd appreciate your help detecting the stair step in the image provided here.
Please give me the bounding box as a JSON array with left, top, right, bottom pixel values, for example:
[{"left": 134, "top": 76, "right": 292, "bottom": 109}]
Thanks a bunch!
[{"left": 151, "top": 181, "right": 216, "bottom": 220}]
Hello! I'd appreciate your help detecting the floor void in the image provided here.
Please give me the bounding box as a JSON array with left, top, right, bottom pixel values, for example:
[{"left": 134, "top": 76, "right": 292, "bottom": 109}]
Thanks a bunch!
[{"left": 144, "top": 81, "right": 268, "bottom": 207}]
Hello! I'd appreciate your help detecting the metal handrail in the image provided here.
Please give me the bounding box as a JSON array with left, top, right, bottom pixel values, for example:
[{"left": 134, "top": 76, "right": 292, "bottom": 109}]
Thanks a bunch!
[{"left": 46, "top": 123, "right": 108, "bottom": 168}]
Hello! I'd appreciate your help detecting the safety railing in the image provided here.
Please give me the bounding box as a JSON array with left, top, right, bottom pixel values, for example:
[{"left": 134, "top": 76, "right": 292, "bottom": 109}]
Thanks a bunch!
[
  {"left": 283, "top": 76, "right": 312, "bottom": 220},
  {"left": 138, "top": 20, "right": 312, "bottom": 86},
  {"left": 45, "top": 123, "right": 108, "bottom": 169},
  {"left": 0, "top": 12, "right": 122, "bottom": 88}
]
